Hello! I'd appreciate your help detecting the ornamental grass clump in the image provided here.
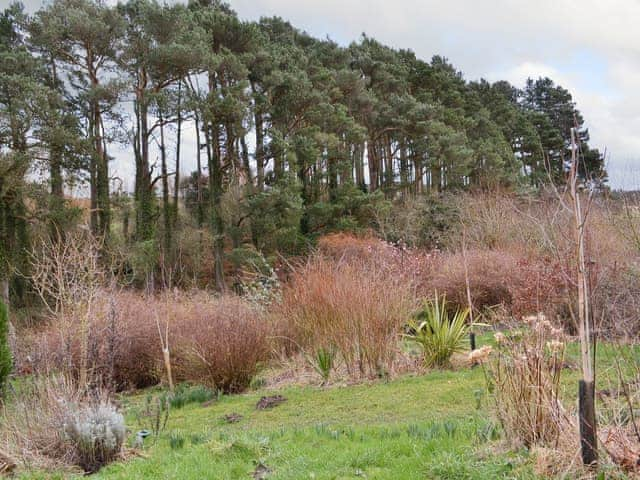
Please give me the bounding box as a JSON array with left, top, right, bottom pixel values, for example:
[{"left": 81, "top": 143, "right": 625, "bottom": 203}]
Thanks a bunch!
[
  {"left": 306, "top": 345, "right": 337, "bottom": 385},
  {"left": 278, "top": 255, "right": 416, "bottom": 379}
]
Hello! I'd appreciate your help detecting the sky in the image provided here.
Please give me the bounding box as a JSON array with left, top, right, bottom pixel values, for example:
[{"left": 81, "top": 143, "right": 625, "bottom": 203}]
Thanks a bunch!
[{"left": 14, "top": 0, "right": 640, "bottom": 190}]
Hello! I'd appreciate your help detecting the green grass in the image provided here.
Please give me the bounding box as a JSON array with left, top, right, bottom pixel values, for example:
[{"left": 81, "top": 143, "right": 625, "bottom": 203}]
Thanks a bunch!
[
  {"left": 17, "top": 335, "right": 640, "bottom": 479},
  {"left": 85, "top": 370, "right": 538, "bottom": 480}
]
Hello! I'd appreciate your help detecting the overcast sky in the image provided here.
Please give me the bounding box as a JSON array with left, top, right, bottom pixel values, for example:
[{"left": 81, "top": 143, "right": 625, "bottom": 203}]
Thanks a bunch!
[{"left": 15, "top": 0, "right": 640, "bottom": 189}]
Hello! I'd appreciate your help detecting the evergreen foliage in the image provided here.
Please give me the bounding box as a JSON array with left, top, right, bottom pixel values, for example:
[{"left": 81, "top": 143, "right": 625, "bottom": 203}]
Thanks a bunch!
[
  {"left": 0, "top": 0, "right": 606, "bottom": 292},
  {"left": 0, "top": 300, "right": 12, "bottom": 391}
]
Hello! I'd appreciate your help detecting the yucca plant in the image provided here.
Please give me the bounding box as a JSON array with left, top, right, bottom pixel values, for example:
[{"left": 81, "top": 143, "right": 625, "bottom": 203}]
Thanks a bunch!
[{"left": 406, "top": 295, "right": 470, "bottom": 368}]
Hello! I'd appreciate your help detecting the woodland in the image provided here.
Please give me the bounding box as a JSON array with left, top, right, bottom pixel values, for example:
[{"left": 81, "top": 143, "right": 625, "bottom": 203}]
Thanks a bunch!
[{"left": 3, "top": 1, "right": 639, "bottom": 479}]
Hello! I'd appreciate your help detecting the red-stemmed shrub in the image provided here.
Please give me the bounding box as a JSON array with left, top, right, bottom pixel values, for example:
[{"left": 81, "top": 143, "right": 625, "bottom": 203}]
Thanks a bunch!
[
  {"left": 16, "top": 291, "right": 270, "bottom": 393},
  {"left": 171, "top": 295, "right": 271, "bottom": 393},
  {"left": 277, "top": 254, "right": 417, "bottom": 379}
]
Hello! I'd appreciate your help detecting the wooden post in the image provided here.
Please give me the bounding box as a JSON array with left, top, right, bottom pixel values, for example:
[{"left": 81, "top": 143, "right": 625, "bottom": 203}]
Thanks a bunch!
[{"left": 462, "top": 225, "right": 477, "bottom": 365}]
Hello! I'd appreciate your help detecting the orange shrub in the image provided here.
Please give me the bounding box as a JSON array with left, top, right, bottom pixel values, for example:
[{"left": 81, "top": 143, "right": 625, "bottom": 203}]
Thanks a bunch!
[
  {"left": 317, "top": 232, "right": 395, "bottom": 261},
  {"left": 424, "top": 249, "right": 567, "bottom": 319},
  {"left": 277, "top": 254, "right": 416, "bottom": 379}
]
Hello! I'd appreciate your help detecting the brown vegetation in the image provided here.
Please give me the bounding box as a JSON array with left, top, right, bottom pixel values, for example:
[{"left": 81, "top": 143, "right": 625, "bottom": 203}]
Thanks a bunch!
[
  {"left": 170, "top": 295, "right": 271, "bottom": 393},
  {"left": 276, "top": 253, "right": 417, "bottom": 379},
  {"left": 17, "top": 291, "right": 271, "bottom": 393}
]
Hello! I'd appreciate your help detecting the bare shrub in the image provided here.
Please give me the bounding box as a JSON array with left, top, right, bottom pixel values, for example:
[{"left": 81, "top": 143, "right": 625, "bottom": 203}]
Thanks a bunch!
[
  {"left": 277, "top": 254, "right": 416, "bottom": 379},
  {"left": 29, "top": 230, "right": 105, "bottom": 389},
  {"left": 18, "top": 291, "right": 270, "bottom": 393},
  {"left": 425, "top": 249, "right": 566, "bottom": 319},
  {"left": 439, "top": 191, "right": 640, "bottom": 338},
  {"left": 484, "top": 315, "right": 572, "bottom": 449},
  {"left": 449, "top": 192, "right": 552, "bottom": 253},
  {"left": 18, "top": 290, "right": 161, "bottom": 391},
  {"left": 171, "top": 295, "right": 271, "bottom": 393}
]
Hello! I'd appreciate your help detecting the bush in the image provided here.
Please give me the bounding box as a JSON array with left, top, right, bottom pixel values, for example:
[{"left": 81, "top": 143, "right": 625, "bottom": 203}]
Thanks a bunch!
[
  {"left": 442, "top": 191, "right": 640, "bottom": 337},
  {"left": 277, "top": 255, "right": 416, "bottom": 379},
  {"left": 373, "top": 194, "right": 458, "bottom": 248},
  {"left": 0, "top": 300, "right": 12, "bottom": 391},
  {"left": 424, "top": 249, "right": 567, "bottom": 320},
  {"left": 0, "top": 376, "right": 124, "bottom": 473},
  {"left": 18, "top": 291, "right": 161, "bottom": 391},
  {"left": 406, "top": 295, "right": 470, "bottom": 368},
  {"left": 64, "top": 399, "right": 126, "bottom": 473},
  {"left": 172, "top": 295, "right": 271, "bottom": 393},
  {"left": 317, "top": 233, "right": 395, "bottom": 262},
  {"left": 18, "top": 291, "right": 271, "bottom": 393}
]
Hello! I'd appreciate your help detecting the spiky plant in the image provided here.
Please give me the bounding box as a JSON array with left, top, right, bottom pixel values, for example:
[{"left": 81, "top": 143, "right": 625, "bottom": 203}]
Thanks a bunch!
[
  {"left": 406, "top": 295, "right": 470, "bottom": 368},
  {"left": 307, "top": 345, "right": 337, "bottom": 385}
]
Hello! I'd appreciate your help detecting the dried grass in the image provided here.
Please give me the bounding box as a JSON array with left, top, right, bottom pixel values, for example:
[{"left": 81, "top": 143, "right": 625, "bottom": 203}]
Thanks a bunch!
[
  {"left": 0, "top": 375, "right": 123, "bottom": 473},
  {"left": 485, "top": 315, "right": 572, "bottom": 449},
  {"left": 276, "top": 254, "right": 417, "bottom": 379}
]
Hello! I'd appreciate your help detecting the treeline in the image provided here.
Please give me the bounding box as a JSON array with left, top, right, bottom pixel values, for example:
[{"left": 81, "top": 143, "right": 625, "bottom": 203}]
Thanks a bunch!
[{"left": 0, "top": 0, "right": 604, "bottom": 297}]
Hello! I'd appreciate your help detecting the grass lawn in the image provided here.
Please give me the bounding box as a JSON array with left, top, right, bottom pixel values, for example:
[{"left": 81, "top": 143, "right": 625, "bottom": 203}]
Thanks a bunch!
[
  {"left": 81, "top": 368, "right": 535, "bottom": 480},
  {"left": 19, "top": 335, "right": 640, "bottom": 480}
]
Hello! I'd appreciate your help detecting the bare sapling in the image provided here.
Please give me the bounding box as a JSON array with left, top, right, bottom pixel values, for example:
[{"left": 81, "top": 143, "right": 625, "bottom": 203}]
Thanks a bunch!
[
  {"left": 154, "top": 293, "right": 174, "bottom": 392},
  {"left": 29, "top": 229, "right": 105, "bottom": 390},
  {"left": 567, "top": 127, "right": 598, "bottom": 466}
]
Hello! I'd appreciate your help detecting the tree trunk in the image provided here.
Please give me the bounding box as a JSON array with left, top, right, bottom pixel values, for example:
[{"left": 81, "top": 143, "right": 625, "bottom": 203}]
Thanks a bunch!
[
  {"left": 194, "top": 113, "right": 204, "bottom": 230},
  {"left": 204, "top": 71, "right": 226, "bottom": 292},
  {"left": 240, "top": 134, "right": 253, "bottom": 186},
  {"left": 159, "top": 108, "right": 172, "bottom": 263},
  {"left": 172, "top": 80, "right": 182, "bottom": 230},
  {"left": 49, "top": 145, "right": 65, "bottom": 240},
  {"left": 135, "top": 86, "right": 155, "bottom": 242},
  {"left": 94, "top": 98, "right": 110, "bottom": 238},
  {"left": 368, "top": 139, "right": 378, "bottom": 191},
  {"left": 206, "top": 121, "right": 226, "bottom": 292}
]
